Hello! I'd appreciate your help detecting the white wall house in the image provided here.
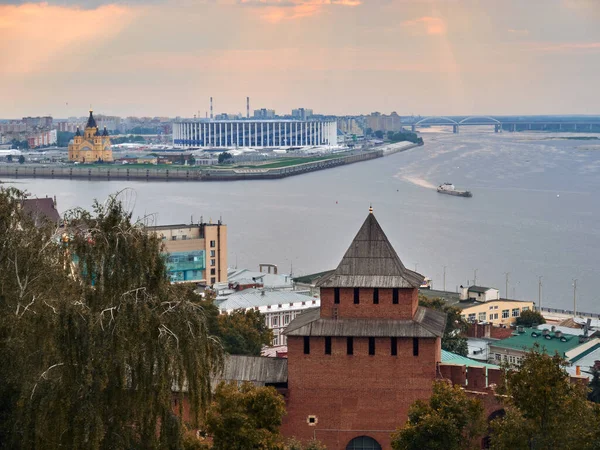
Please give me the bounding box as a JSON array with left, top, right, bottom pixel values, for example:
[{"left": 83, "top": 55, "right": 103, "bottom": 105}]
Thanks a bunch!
[{"left": 460, "top": 285, "right": 500, "bottom": 302}]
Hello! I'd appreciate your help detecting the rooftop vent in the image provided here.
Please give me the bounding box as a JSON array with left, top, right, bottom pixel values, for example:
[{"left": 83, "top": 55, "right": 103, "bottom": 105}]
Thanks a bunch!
[
  {"left": 531, "top": 331, "right": 539, "bottom": 338},
  {"left": 517, "top": 325, "right": 525, "bottom": 333},
  {"left": 542, "top": 329, "right": 550, "bottom": 336},
  {"left": 555, "top": 330, "right": 563, "bottom": 338},
  {"left": 579, "top": 335, "right": 588, "bottom": 344}
]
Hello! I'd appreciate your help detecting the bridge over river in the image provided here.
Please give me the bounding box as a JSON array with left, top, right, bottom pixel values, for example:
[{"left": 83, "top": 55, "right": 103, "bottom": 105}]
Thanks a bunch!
[{"left": 409, "top": 116, "right": 600, "bottom": 133}]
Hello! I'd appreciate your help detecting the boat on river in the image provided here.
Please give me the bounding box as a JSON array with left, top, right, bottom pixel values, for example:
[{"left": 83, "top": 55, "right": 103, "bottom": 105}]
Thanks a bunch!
[{"left": 437, "top": 182, "right": 472, "bottom": 198}]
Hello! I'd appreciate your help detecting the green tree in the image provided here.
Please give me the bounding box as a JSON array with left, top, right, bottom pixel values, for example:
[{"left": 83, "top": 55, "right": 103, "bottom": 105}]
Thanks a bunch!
[
  {"left": 218, "top": 309, "right": 273, "bottom": 355},
  {"left": 419, "top": 295, "right": 468, "bottom": 356},
  {"left": 205, "top": 381, "right": 286, "bottom": 450},
  {"left": 589, "top": 364, "right": 600, "bottom": 403},
  {"left": 6, "top": 155, "right": 12, "bottom": 162},
  {"left": 515, "top": 309, "right": 546, "bottom": 327},
  {"left": 285, "top": 437, "right": 327, "bottom": 450},
  {"left": 391, "top": 380, "right": 486, "bottom": 450},
  {"left": 18, "top": 155, "right": 25, "bottom": 164},
  {"left": 374, "top": 130, "right": 384, "bottom": 139},
  {"left": 57, "top": 131, "right": 75, "bottom": 147},
  {"left": 188, "top": 154, "right": 196, "bottom": 165},
  {"left": 218, "top": 152, "right": 233, "bottom": 164},
  {"left": 0, "top": 188, "right": 223, "bottom": 449},
  {"left": 491, "top": 345, "right": 597, "bottom": 450}
]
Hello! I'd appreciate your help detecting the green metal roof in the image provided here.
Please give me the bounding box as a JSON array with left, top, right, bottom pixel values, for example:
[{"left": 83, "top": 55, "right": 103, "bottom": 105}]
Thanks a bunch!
[
  {"left": 441, "top": 350, "right": 499, "bottom": 369},
  {"left": 489, "top": 327, "right": 582, "bottom": 356}
]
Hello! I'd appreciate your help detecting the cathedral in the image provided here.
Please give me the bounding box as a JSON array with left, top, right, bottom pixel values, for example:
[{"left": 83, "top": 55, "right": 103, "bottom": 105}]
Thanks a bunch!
[{"left": 68, "top": 110, "right": 113, "bottom": 163}]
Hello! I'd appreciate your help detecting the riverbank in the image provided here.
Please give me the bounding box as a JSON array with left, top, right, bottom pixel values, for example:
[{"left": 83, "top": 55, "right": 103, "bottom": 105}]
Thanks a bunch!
[{"left": 0, "top": 142, "right": 422, "bottom": 182}]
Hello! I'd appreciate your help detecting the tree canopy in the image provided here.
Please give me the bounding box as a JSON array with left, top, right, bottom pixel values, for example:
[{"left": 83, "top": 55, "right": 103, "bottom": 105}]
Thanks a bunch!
[
  {"left": 216, "top": 309, "right": 273, "bottom": 356},
  {"left": 419, "top": 295, "right": 468, "bottom": 356},
  {"left": 515, "top": 309, "right": 546, "bottom": 327},
  {"left": 391, "top": 380, "right": 486, "bottom": 450},
  {"left": 0, "top": 188, "right": 223, "bottom": 449},
  {"left": 205, "top": 381, "right": 286, "bottom": 450}
]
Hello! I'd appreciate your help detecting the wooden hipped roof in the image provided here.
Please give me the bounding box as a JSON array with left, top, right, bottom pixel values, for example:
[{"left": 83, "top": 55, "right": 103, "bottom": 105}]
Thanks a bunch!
[{"left": 316, "top": 212, "right": 424, "bottom": 289}]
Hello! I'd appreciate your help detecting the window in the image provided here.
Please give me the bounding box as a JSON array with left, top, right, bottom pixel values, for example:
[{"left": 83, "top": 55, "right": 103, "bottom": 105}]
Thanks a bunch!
[
  {"left": 489, "top": 306, "right": 494, "bottom": 310},
  {"left": 272, "top": 316, "right": 278, "bottom": 327},
  {"left": 346, "top": 436, "right": 382, "bottom": 450},
  {"left": 391, "top": 337, "right": 397, "bottom": 356},
  {"left": 495, "top": 353, "right": 501, "bottom": 361},
  {"left": 468, "top": 313, "right": 476, "bottom": 322},
  {"left": 522, "top": 306, "right": 530, "bottom": 311},
  {"left": 373, "top": 288, "right": 379, "bottom": 304},
  {"left": 347, "top": 337, "right": 354, "bottom": 355},
  {"left": 413, "top": 338, "right": 419, "bottom": 356},
  {"left": 393, "top": 288, "right": 399, "bottom": 304},
  {"left": 325, "top": 337, "right": 332, "bottom": 355},
  {"left": 181, "top": 235, "right": 187, "bottom": 240},
  {"left": 210, "top": 240, "right": 216, "bottom": 248},
  {"left": 210, "top": 268, "right": 216, "bottom": 275},
  {"left": 304, "top": 336, "right": 310, "bottom": 354},
  {"left": 354, "top": 288, "right": 359, "bottom": 304},
  {"left": 210, "top": 259, "right": 215, "bottom": 266},
  {"left": 278, "top": 304, "right": 282, "bottom": 309},
  {"left": 494, "top": 306, "right": 499, "bottom": 310},
  {"left": 493, "top": 313, "right": 499, "bottom": 320},
  {"left": 502, "top": 309, "right": 509, "bottom": 319},
  {"left": 171, "top": 236, "right": 177, "bottom": 241},
  {"left": 478, "top": 312, "right": 486, "bottom": 322},
  {"left": 210, "top": 277, "right": 216, "bottom": 284},
  {"left": 210, "top": 250, "right": 215, "bottom": 257},
  {"left": 368, "top": 337, "right": 375, "bottom": 355},
  {"left": 512, "top": 308, "right": 520, "bottom": 317},
  {"left": 334, "top": 287, "right": 340, "bottom": 304},
  {"left": 284, "top": 314, "right": 290, "bottom": 325}
]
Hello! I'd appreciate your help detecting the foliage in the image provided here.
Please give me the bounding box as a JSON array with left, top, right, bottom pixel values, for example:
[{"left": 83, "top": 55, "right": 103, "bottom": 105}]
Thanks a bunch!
[
  {"left": 491, "top": 344, "right": 598, "bottom": 450},
  {"left": 374, "top": 130, "right": 384, "bottom": 139},
  {"left": 391, "top": 380, "right": 486, "bottom": 450},
  {"left": 10, "top": 139, "right": 29, "bottom": 150},
  {"left": 285, "top": 437, "right": 327, "bottom": 450},
  {"left": 515, "top": 309, "right": 546, "bottom": 327},
  {"left": 57, "top": 131, "right": 75, "bottom": 147},
  {"left": 365, "top": 127, "right": 373, "bottom": 136},
  {"left": 419, "top": 295, "right": 468, "bottom": 356},
  {"left": 218, "top": 308, "right": 274, "bottom": 355},
  {"left": 188, "top": 154, "right": 196, "bottom": 165},
  {"left": 388, "top": 131, "right": 423, "bottom": 145},
  {"left": 5, "top": 155, "right": 12, "bottom": 162},
  {"left": 18, "top": 155, "right": 25, "bottom": 164},
  {"left": 0, "top": 188, "right": 223, "bottom": 449},
  {"left": 205, "top": 381, "right": 286, "bottom": 450},
  {"left": 111, "top": 135, "right": 146, "bottom": 145},
  {"left": 589, "top": 364, "right": 600, "bottom": 403},
  {"left": 218, "top": 152, "right": 233, "bottom": 164}
]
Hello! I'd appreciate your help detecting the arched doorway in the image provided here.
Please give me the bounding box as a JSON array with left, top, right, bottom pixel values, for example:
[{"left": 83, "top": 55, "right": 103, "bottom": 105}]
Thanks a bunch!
[
  {"left": 482, "top": 409, "right": 506, "bottom": 449},
  {"left": 346, "top": 436, "right": 382, "bottom": 450}
]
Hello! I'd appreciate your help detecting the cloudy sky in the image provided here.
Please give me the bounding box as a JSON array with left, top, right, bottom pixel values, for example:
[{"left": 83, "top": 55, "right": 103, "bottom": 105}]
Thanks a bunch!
[{"left": 1, "top": 0, "right": 599, "bottom": 118}]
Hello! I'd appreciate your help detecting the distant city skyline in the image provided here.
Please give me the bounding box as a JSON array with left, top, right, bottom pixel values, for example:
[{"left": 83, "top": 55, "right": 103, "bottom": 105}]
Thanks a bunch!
[{"left": 1, "top": 0, "right": 599, "bottom": 118}]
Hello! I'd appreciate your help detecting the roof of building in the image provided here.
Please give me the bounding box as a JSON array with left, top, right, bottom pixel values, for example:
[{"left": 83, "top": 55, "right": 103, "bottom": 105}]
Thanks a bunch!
[
  {"left": 441, "top": 350, "right": 500, "bottom": 369},
  {"left": 567, "top": 345, "right": 600, "bottom": 375},
  {"left": 102, "top": 127, "right": 109, "bottom": 137},
  {"left": 217, "top": 288, "right": 315, "bottom": 310},
  {"left": 86, "top": 110, "right": 97, "bottom": 129},
  {"left": 316, "top": 213, "right": 424, "bottom": 289},
  {"left": 148, "top": 222, "right": 223, "bottom": 231},
  {"left": 419, "top": 289, "right": 533, "bottom": 310},
  {"left": 283, "top": 306, "right": 446, "bottom": 338},
  {"left": 218, "top": 355, "right": 287, "bottom": 384},
  {"left": 489, "top": 327, "right": 583, "bottom": 356},
  {"left": 21, "top": 197, "right": 60, "bottom": 225},
  {"left": 228, "top": 268, "right": 293, "bottom": 290},
  {"left": 293, "top": 270, "right": 335, "bottom": 285},
  {"left": 468, "top": 286, "right": 497, "bottom": 293}
]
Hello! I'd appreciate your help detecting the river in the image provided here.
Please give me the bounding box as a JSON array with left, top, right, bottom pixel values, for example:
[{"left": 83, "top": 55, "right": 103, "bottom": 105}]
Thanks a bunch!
[{"left": 6, "top": 129, "right": 600, "bottom": 312}]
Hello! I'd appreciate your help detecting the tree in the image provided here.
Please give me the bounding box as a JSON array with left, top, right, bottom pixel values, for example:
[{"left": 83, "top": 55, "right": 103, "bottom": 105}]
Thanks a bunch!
[
  {"left": 188, "top": 155, "right": 196, "bottom": 166},
  {"left": 6, "top": 155, "right": 12, "bottom": 162},
  {"left": 218, "top": 152, "right": 233, "bottom": 164},
  {"left": 374, "top": 130, "right": 384, "bottom": 139},
  {"left": 365, "top": 127, "right": 373, "bottom": 136},
  {"left": 491, "top": 345, "right": 598, "bottom": 450},
  {"left": 515, "top": 309, "right": 546, "bottom": 327},
  {"left": 218, "top": 309, "right": 274, "bottom": 355},
  {"left": 205, "top": 381, "right": 286, "bottom": 450},
  {"left": 285, "top": 437, "right": 327, "bottom": 450},
  {"left": 0, "top": 188, "right": 223, "bottom": 449},
  {"left": 18, "top": 155, "right": 25, "bottom": 164},
  {"left": 391, "top": 380, "right": 486, "bottom": 450},
  {"left": 57, "top": 131, "right": 75, "bottom": 147},
  {"left": 419, "top": 295, "right": 468, "bottom": 356},
  {"left": 589, "top": 364, "right": 600, "bottom": 403}
]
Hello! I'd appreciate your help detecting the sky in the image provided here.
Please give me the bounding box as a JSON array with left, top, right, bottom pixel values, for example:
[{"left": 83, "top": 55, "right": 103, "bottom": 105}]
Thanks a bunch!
[{"left": 1, "top": 0, "right": 599, "bottom": 118}]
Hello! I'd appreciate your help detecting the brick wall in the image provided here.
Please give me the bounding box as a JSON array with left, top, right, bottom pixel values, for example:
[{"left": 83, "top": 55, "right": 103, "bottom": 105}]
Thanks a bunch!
[
  {"left": 282, "top": 335, "right": 440, "bottom": 449},
  {"left": 320, "top": 287, "right": 418, "bottom": 320}
]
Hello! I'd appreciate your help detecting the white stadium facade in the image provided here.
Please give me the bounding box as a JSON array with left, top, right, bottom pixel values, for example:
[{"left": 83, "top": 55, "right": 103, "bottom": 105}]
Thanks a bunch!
[{"left": 173, "top": 119, "right": 337, "bottom": 148}]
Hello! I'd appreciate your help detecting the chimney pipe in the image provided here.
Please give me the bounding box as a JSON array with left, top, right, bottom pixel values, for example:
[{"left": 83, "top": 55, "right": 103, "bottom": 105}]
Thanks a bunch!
[
  {"left": 246, "top": 97, "right": 250, "bottom": 119},
  {"left": 210, "top": 97, "right": 213, "bottom": 119}
]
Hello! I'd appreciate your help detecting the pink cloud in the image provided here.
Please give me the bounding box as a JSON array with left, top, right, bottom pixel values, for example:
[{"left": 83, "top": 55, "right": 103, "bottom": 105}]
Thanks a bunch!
[
  {"left": 402, "top": 16, "right": 446, "bottom": 35},
  {"left": 239, "top": 0, "right": 361, "bottom": 22}
]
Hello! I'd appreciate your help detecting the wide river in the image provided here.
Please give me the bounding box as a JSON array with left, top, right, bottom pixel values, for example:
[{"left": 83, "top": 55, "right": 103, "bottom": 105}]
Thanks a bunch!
[{"left": 7, "top": 130, "right": 600, "bottom": 312}]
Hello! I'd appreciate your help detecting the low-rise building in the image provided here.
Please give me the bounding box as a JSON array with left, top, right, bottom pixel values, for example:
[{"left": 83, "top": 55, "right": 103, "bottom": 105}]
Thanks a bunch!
[
  {"left": 217, "top": 289, "right": 319, "bottom": 347},
  {"left": 460, "top": 285, "right": 500, "bottom": 302},
  {"left": 147, "top": 220, "right": 227, "bottom": 285}
]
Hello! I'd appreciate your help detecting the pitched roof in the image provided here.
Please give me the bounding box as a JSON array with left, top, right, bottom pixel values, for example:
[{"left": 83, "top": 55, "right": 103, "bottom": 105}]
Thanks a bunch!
[
  {"left": 316, "top": 213, "right": 424, "bottom": 289},
  {"left": 469, "top": 286, "right": 497, "bottom": 293},
  {"left": 283, "top": 306, "right": 446, "bottom": 338},
  {"left": 441, "top": 350, "right": 499, "bottom": 369},
  {"left": 85, "top": 110, "right": 97, "bottom": 129},
  {"left": 21, "top": 197, "right": 60, "bottom": 225},
  {"left": 488, "top": 327, "right": 583, "bottom": 356},
  {"left": 218, "top": 355, "right": 288, "bottom": 384}
]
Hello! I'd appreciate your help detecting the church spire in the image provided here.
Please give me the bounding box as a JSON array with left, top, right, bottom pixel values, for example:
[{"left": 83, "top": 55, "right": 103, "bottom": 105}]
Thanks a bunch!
[{"left": 86, "top": 109, "right": 97, "bottom": 129}]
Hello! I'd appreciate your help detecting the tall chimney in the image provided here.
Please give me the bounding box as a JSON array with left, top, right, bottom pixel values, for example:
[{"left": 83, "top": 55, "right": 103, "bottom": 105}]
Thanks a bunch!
[
  {"left": 246, "top": 97, "right": 250, "bottom": 119},
  {"left": 210, "top": 97, "right": 213, "bottom": 119}
]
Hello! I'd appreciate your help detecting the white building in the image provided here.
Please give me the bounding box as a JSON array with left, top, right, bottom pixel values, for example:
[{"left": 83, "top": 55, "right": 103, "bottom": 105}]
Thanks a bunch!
[
  {"left": 173, "top": 119, "right": 338, "bottom": 149},
  {"left": 459, "top": 285, "right": 500, "bottom": 302},
  {"left": 217, "top": 289, "right": 320, "bottom": 347}
]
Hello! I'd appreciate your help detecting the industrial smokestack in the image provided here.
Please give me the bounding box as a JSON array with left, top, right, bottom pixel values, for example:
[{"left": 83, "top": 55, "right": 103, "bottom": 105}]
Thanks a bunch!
[
  {"left": 210, "top": 97, "right": 213, "bottom": 119},
  {"left": 246, "top": 97, "right": 250, "bottom": 119}
]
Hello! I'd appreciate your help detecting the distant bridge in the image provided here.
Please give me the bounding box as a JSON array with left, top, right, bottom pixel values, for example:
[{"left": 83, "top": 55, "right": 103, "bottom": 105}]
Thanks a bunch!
[{"left": 410, "top": 116, "right": 600, "bottom": 133}]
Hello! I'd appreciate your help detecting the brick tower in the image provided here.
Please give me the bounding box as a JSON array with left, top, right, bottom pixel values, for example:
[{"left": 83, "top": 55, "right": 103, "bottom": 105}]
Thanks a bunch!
[{"left": 282, "top": 210, "right": 446, "bottom": 450}]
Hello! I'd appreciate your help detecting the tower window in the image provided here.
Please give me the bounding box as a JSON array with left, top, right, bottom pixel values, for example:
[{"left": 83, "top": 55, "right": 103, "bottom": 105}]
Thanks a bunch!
[
  {"left": 334, "top": 287, "right": 340, "bottom": 304},
  {"left": 325, "top": 337, "right": 332, "bottom": 355},
  {"left": 391, "top": 337, "right": 397, "bottom": 356},
  {"left": 304, "top": 336, "right": 310, "bottom": 355},
  {"left": 373, "top": 288, "right": 379, "bottom": 304},
  {"left": 369, "top": 337, "right": 376, "bottom": 356},
  {"left": 347, "top": 337, "right": 353, "bottom": 355},
  {"left": 413, "top": 338, "right": 419, "bottom": 356},
  {"left": 353, "top": 288, "right": 359, "bottom": 304},
  {"left": 393, "top": 288, "right": 399, "bottom": 304}
]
